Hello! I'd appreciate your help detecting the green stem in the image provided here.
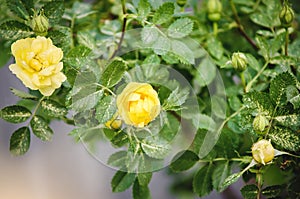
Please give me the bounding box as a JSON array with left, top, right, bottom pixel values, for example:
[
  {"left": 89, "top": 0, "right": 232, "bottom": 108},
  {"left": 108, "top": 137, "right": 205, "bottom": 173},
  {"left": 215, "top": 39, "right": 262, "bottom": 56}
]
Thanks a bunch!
[
  {"left": 198, "top": 157, "right": 252, "bottom": 163},
  {"left": 285, "top": 28, "right": 289, "bottom": 56},
  {"left": 240, "top": 71, "right": 246, "bottom": 91},
  {"left": 27, "top": 96, "right": 46, "bottom": 127},
  {"left": 70, "top": 16, "right": 75, "bottom": 48},
  {"left": 245, "top": 61, "right": 269, "bottom": 92},
  {"left": 213, "top": 22, "right": 218, "bottom": 36},
  {"left": 95, "top": 83, "right": 116, "bottom": 97},
  {"left": 253, "top": 0, "right": 261, "bottom": 11},
  {"left": 216, "top": 106, "right": 245, "bottom": 134}
]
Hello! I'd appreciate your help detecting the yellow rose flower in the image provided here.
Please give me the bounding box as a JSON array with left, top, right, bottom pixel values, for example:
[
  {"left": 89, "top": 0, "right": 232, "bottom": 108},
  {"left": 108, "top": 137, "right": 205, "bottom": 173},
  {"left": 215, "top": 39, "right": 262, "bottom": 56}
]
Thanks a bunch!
[
  {"left": 117, "top": 82, "right": 161, "bottom": 128},
  {"left": 9, "top": 36, "right": 66, "bottom": 96},
  {"left": 252, "top": 139, "right": 275, "bottom": 165}
]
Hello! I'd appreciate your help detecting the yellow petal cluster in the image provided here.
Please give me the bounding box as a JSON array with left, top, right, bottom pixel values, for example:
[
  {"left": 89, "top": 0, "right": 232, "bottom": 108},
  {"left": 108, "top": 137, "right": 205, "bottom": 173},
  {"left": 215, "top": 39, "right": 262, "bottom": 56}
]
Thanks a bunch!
[
  {"left": 9, "top": 36, "right": 66, "bottom": 96},
  {"left": 252, "top": 139, "right": 275, "bottom": 165},
  {"left": 117, "top": 82, "right": 161, "bottom": 128}
]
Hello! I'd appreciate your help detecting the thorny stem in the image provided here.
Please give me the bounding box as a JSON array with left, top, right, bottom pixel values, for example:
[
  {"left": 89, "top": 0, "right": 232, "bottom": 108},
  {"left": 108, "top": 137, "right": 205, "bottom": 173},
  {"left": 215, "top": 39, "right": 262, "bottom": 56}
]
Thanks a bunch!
[
  {"left": 245, "top": 61, "right": 269, "bottom": 92},
  {"left": 229, "top": 0, "right": 259, "bottom": 50},
  {"left": 110, "top": 0, "right": 127, "bottom": 59}
]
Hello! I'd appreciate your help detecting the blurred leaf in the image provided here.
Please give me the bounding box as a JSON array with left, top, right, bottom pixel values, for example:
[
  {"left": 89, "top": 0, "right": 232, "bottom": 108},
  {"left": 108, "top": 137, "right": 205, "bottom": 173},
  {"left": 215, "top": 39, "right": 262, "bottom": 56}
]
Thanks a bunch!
[
  {"left": 246, "top": 53, "right": 261, "bottom": 71},
  {"left": 65, "top": 45, "right": 92, "bottom": 69},
  {"left": 138, "top": 0, "right": 151, "bottom": 21},
  {"left": 10, "top": 126, "right": 30, "bottom": 156},
  {"left": 163, "top": 86, "right": 189, "bottom": 110},
  {"left": 101, "top": 59, "right": 126, "bottom": 88},
  {"left": 212, "top": 161, "right": 230, "bottom": 192},
  {"left": 170, "top": 150, "right": 199, "bottom": 172},
  {"left": 170, "top": 40, "right": 195, "bottom": 64},
  {"left": 141, "top": 27, "right": 159, "bottom": 45},
  {"left": 243, "top": 91, "right": 274, "bottom": 115},
  {"left": 40, "top": 99, "right": 67, "bottom": 118},
  {"left": 240, "top": 184, "right": 258, "bottom": 199},
  {"left": 95, "top": 95, "right": 117, "bottom": 124},
  {"left": 270, "top": 72, "right": 296, "bottom": 106},
  {"left": 193, "top": 164, "right": 214, "bottom": 197},
  {"left": 30, "top": 115, "right": 53, "bottom": 141},
  {"left": 267, "top": 126, "right": 300, "bottom": 152},
  {"left": 137, "top": 172, "right": 152, "bottom": 186},
  {"left": 10, "top": 88, "right": 38, "bottom": 100},
  {"left": 152, "top": 2, "right": 174, "bottom": 24},
  {"left": 0, "top": 40, "right": 11, "bottom": 67},
  {"left": 43, "top": 1, "right": 64, "bottom": 25},
  {"left": 194, "top": 56, "right": 216, "bottom": 87},
  {"left": 274, "top": 114, "right": 300, "bottom": 129},
  {"left": 221, "top": 172, "right": 242, "bottom": 190},
  {"left": 0, "top": 105, "right": 31, "bottom": 123},
  {"left": 168, "top": 18, "right": 193, "bottom": 39},
  {"left": 107, "top": 150, "right": 127, "bottom": 168},
  {"left": 6, "top": 0, "right": 30, "bottom": 20},
  {"left": 262, "top": 185, "right": 282, "bottom": 198},
  {"left": 153, "top": 35, "right": 171, "bottom": 55},
  {"left": 133, "top": 180, "right": 151, "bottom": 199},
  {"left": 0, "top": 21, "right": 32, "bottom": 40},
  {"left": 141, "top": 137, "right": 170, "bottom": 159},
  {"left": 207, "top": 37, "right": 223, "bottom": 60},
  {"left": 111, "top": 170, "right": 136, "bottom": 192},
  {"left": 111, "top": 130, "right": 129, "bottom": 147}
]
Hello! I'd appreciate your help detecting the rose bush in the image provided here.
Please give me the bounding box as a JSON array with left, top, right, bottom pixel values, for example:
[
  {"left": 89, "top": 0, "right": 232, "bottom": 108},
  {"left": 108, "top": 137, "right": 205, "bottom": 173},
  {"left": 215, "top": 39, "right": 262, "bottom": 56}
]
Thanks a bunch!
[
  {"left": 9, "top": 36, "right": 66, "bottom": 96},
  {"left": 116, "top": 82, "right": 161, "bottom": 128}
]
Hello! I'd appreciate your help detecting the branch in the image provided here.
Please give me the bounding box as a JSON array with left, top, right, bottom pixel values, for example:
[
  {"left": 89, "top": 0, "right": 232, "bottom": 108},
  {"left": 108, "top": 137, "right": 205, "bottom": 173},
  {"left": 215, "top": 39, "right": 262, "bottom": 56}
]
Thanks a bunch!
[
  {"left": 230, "top": 0, "right": 259, "bottom": 50},
  {"left": 109, "top": 0, "right": 127, "bottom": 59}
]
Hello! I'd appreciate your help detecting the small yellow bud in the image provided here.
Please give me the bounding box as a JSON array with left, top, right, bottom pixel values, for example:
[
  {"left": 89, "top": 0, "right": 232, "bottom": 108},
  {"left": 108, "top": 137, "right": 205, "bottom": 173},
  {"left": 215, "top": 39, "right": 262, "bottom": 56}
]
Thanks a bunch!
[
  {"left": 231, "top": 52, "right": 248, "bottom": 71},
  {"left": 253, "top": 114, "right": 269, "bottom": 134},
  {"left": 252, "top": 139, "right": 275, "bottom": 165},
  {"left": 31, "top": 10, "right": 49, "bottom": 35},
  {"left": 279, "top": 2, "right": 294, "bottom": 27},
  {"left": 207, "top": 0, "right": 222, "bottom": 21}
]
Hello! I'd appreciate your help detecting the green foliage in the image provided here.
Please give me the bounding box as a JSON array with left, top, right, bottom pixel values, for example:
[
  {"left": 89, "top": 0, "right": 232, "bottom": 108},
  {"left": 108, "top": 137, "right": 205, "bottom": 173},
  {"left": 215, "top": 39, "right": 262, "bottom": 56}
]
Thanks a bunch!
[
  {"left": 1, "top": 0, "right": 300, "bottom": 198},
  {"left": 9, "top": 127, "right": 30, "bottom": 156},
  {"left": 0, "top": 105, "right": 31, "bottom": 123}
]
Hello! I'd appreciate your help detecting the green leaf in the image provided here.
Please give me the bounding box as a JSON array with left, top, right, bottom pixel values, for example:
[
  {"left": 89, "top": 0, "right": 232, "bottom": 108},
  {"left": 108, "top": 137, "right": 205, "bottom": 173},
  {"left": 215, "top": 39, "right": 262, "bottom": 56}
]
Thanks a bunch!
[
  {"left": 152, "top": 35, "right": 171, "bottom": 55},
  {"left": 0, "top": 40, "right": 11, "bottom": 67},
  {"left": 77, "top": 31, "right": 97, "bottom": 50},
  {"left": 138, "top": 0, "right": 151, "bottom": 21},
  {"left": 10, "top": 88, "right": 38, "bottom": 100},
  {"left": 243, "top": 91, "right": 274, "bottom": 115},
  {"left": 246, "top": 53, "right": 261, "bottom": 72},
  {"left": 9, "top": 127, "right": 30, "bottom": 156},
  {"left": 261, "top": 185, "right": 282, "bottom": 198},
  {"left": 0, "top": 105, "right": 31, "bottom": 123},
  {"left": 206, "top": 37, "right": 223, "bottom": 60},
  {"left": 170, "top": 40, "right": 195, "bottom": 64},
  {"left": 141, "top": 137, "right": 171, "bottom": 159},
  {"left": 211, "top": 96, "right": 226, "bottom": 119},
  {"left": 30, "top": 115, "right": 53, "bottom": 141},
  {"left": 43, "top": 1, "right": 65, "bottom": 25},
  {"left": 107, "top": 151, "right": 127, "bottom": 168},
  {"left": 152, "top": 2, "right": 174, "bottom": 24},
  {"left": 0, "top": 21, "right": 32, "bottom": 40},
  {"left": 101, "top": 59, "right": 126, "bottom": 88},
  {"left": 40, "top": 99, "right": 67, "bottom": 118},
  {"left": 71, "top": 71, "right": 104, "bottom": 112},
  {"left": 168, "top": 18, "right": 193, "bottom": 38},
  {"left": 221, "top": 172, "right": 242, "bottom": 190},
  {"left": 193, "top": 164, "right": 214, "bottom": 197},
  {"left": 255, "top": 36, "right": 269, "bottom": 60},
  {"left": 141, "top": 27, "right": 160, "bottom": 45},
  {"left": 137, "top": 172, "right": 152, "bottom": 186},
  {"left": 289, "top": 94, "right": 300, "bottom": 109},
  {"left": 170, "top": 150, "right": 199, "bottom": 172},
  {"left": 240, "top": 184, "right": 258, "bottom": 199},
  {"left": 267, "top": 126, "right": 300, "bottom": 152},
  {"left": 95, "top": 95, "right": 116, "bottom": 124},
  {"left": 65, "top": 45, "right": 92, "bottom": 69},
  {"left": 274, "top": 114, "right": 300, "bottom": 129},
  {"left": 111, "top": 171, "right": 136, "bottom": 192},
  {"left": 133, "top": 180, "right": 151, "bottom": 199},
  {"left": 111, "top": 130, "right": 129, "bottom": 147},
  {"left": 194, "top": 56, "right": 216, "bottom": 87},
  {"left": 212, "top": 161, "right": 231, "bottom": 192},
  {"left": 163, "top": 87, "right": 189, "bottom": 110},
  {"left": 6, "top": 0, "right": 30, "bottom": 20},
  {"left": 228, "top": 96, "right": 242, "bottom": 111},
  {"left": 270, "top": 72, "right": 296, "bottom": 106},
  {"left": 159, "top": 112, "right": 180, "bottom": 142}
]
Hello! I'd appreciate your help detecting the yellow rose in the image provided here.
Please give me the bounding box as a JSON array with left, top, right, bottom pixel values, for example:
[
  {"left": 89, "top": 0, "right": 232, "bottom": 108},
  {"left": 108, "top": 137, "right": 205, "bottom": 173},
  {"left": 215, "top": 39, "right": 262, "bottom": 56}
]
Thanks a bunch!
[
  {"left": 9, "top": 36, "right": 66, "bottom": 96},
  {"left": 252, "top": 139, "right": 275, "bottom": 165},
  {"left": 117, "top": 82, "right": 161, "bottom": 128}
]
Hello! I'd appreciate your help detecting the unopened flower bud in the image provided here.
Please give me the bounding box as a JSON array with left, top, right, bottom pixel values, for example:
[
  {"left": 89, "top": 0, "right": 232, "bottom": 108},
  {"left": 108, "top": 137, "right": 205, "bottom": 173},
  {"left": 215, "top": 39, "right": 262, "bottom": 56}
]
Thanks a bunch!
[
  {"left": 253, "top": 114, "right": 269, "bottom": 134},
  {"left": 252, "top": 139, "right": 275, "bottom": 165},
  {"left": 105, "top": 114, "right": 122, "bottom": 129},
  {"left": 207, "top": 0, "right": 222, "bottom": 21},
  {"left": 176, "top": 0, "right": 187, "bottom": 7},
  {"left": 279, "top": 2, "right": 294, "bottom": 27},
  {"left": 31, "top": 10, "right": 49, "bottom": 35},
  {"left": 231, "top": 52, "right": 248, "bottom": 71}
]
